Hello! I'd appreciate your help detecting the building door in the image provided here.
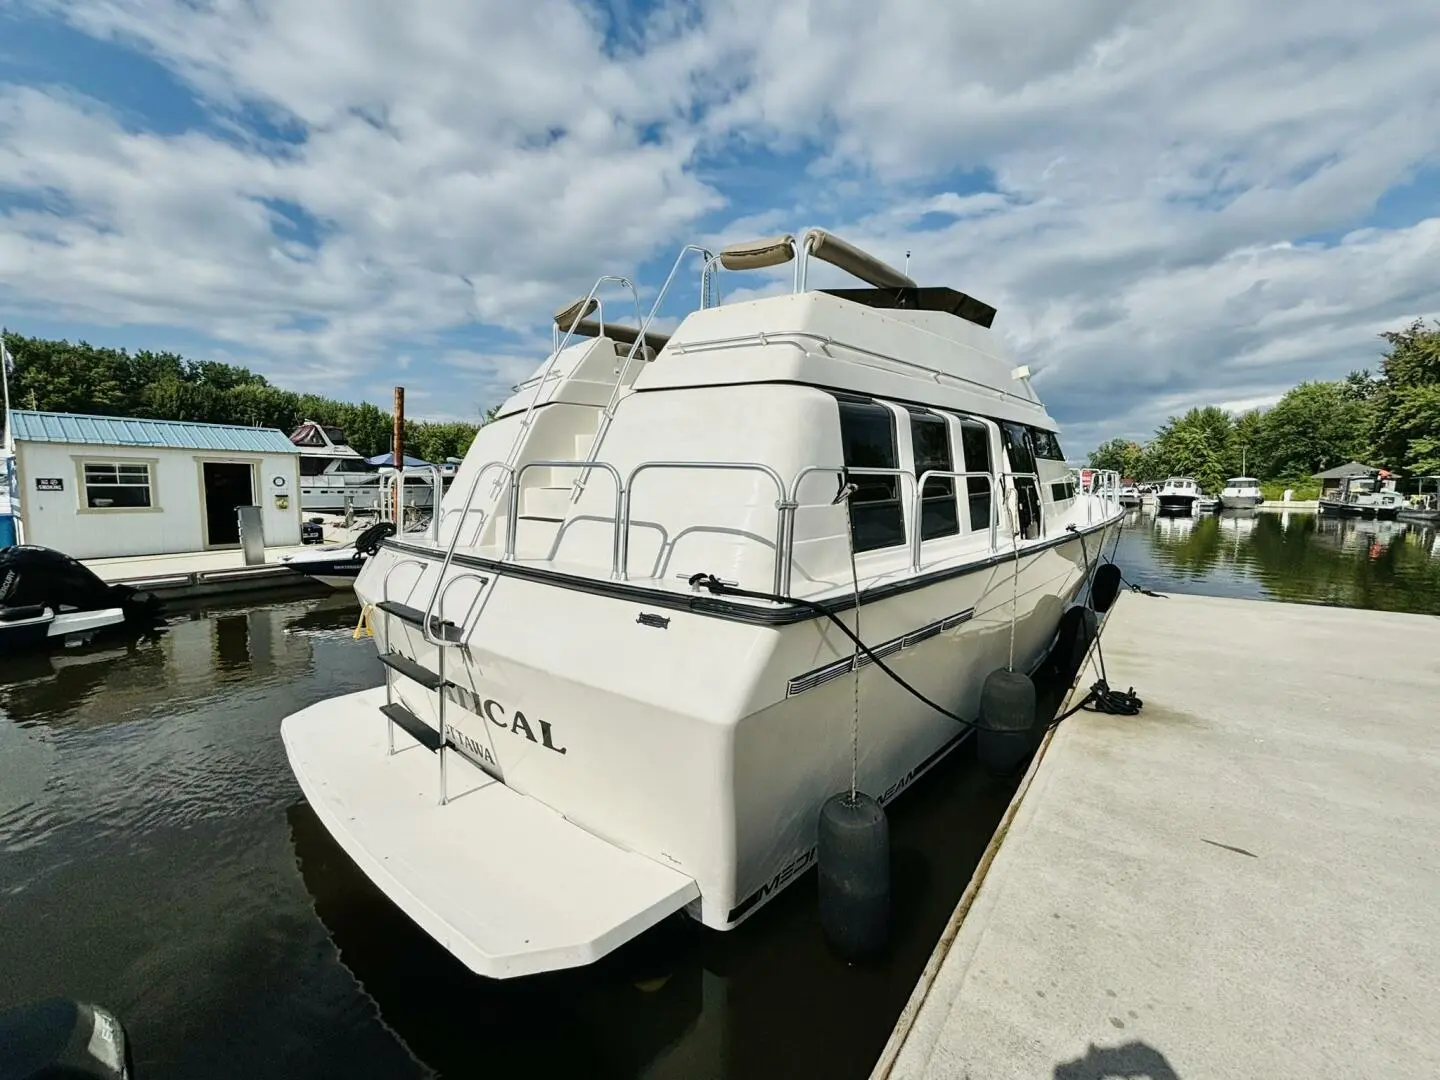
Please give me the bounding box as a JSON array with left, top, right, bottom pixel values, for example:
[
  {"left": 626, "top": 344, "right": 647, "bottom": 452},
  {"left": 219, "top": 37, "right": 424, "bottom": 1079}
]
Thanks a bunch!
[{"left": 202, "top": 462, "right": 254, "bottom": 547}]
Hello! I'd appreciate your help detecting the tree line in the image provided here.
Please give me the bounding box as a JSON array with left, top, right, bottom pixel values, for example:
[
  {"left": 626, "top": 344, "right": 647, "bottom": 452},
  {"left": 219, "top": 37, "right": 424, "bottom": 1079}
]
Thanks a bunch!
[
  {"left": 1, "top": 333, "right": 490, "bottom": 463},
  {"left": 1088, "top": 320, "right": 1440, "bottom": 496}
]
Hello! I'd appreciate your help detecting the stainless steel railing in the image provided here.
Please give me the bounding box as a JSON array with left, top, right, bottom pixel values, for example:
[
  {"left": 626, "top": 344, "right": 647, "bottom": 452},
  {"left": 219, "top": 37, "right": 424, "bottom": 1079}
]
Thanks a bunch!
[{"left": 407, "top": 454, "right": 1120, "bottom": 626}]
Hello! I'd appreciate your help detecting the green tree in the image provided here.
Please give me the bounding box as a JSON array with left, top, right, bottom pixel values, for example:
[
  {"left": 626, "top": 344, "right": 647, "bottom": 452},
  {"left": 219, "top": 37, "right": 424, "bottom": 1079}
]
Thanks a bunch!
[
  {"left": 1088, "top": 437, "right": 1145, "bottom": 478},
  {"left": 1251, "top": 381, "right": 1371, "bottom": 480},
  {"left": 0, "top": 331, "right": 485, "bottom": 460},
  {"left": 1148, "top": 407, "right": 1235, "bottom": 491},
  {"left": 1231, "top": 409, "right": 1266, "bottom": 476},
  {"left": 1369, "top": 319, "right": 1440, "bottom": 475}
]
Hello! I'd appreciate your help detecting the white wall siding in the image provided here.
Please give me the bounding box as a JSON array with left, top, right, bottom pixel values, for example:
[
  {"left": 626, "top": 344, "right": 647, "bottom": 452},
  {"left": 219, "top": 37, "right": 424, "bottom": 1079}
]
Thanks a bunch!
[{"left": 15, "top": 441, "right": 300, "bottom": 558}]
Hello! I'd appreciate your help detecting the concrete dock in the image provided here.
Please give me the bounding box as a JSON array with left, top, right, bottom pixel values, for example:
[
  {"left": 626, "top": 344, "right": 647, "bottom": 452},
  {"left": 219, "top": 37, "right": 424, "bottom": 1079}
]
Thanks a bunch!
[{"left": 874, "top": 592, "right": 1440, "bottom": 1079}]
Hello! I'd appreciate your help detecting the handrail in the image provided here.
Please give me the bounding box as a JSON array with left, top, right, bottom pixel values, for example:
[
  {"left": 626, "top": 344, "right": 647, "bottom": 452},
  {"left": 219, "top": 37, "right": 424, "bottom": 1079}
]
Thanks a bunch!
[
  {"left": 506, "top": 274, "right": 638, "bottom": 504},
  {"left": 506, "top": 459, "right": 624, "bottom": 575},
  {"left": 421, "top": 460, "right": 513, "bottom": 647},
  {"left": 667, "top": 330, "right": 1025, "bottom": 405},
  {"left": 379, "top": 465, "right": 443, "bottom": 542},
  {"left": 572, "top": 246, "right": 715, "bottom": 502},
  {"left": 782, "top": 465, "right": 917, "bottom": 596},
  {"left": 407, "top": 454, "right": 1116, "bottom": 609},
  {"left": 913, "top": 470, "right": 999, "bottom": 568},
  {"left": 619, "top": 461, "right": 790, "bottom": 592}
]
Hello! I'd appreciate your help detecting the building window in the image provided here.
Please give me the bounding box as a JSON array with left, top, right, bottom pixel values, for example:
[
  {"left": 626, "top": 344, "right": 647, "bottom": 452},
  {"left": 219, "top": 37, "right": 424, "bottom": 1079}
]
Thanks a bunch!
[
  {"left": 836, "top": 396, "right": 904, "bottom": 553},
  {"left": 1000, "top": 423, "right": 1043, "bottom": 539},
  {"left": 958, "top": 419, "right": 994, "bottom": 532},
  {"left": 908, "top": 408, "right": 958, "bottom": 541},
  {"left": 83, "top": 462, "right": 153, "bottom": 509},
  {"left": 1030, "top": 427, "right": 1066, "bottom": 461}
]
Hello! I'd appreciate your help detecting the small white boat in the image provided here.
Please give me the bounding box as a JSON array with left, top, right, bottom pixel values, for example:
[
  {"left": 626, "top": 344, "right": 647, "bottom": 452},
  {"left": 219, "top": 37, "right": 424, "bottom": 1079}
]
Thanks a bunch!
[
  {"left": 280, "top": 228, "right": 1125, "bottom": 980},
  {"left": 1157, "top": 477, "right": 1200, "bottom": 513},
  {"left": 1219, "top": 476, "right": 1264, "bottom": 510},
  {"left": 1119, "top": 484, "right": 1142, "bottom": 507}
]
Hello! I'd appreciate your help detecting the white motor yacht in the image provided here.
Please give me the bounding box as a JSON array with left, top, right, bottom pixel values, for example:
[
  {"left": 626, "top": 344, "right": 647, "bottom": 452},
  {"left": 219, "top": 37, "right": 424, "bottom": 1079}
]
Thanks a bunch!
[
  {"left": 1219, "top": 476, "right": 1264, "bottom": 510},
  {"left": 291, "top": 421, "right": 437, "bottom": 514},
  {"left": 280, "top": 229, "right": 1125, "bottom": 980},
  {"left": 1157, "top": 477, "right": 1200, "bottom": 513}
]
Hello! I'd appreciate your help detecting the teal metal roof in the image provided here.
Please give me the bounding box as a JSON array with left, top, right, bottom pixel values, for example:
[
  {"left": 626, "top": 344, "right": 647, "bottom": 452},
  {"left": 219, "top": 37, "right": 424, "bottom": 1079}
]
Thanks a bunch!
[{"left": 8, "top": 411, "right": 300, "bottom": 454}]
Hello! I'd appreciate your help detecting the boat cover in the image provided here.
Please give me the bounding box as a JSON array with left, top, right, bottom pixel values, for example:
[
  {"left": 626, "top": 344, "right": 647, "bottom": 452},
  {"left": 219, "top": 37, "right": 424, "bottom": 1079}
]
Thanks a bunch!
[{"left": 282, "top": 688, "right": 699, "bottom": 978}]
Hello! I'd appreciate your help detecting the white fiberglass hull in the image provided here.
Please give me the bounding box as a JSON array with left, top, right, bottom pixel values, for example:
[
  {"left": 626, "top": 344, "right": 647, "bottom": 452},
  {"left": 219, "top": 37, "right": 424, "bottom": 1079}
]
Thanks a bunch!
[
  {"left": 282, "top": 514, "right": 1119, "bottom": 978},
  {"left": 1220, "top": 494, "right": 1262, "bottom": 509}
]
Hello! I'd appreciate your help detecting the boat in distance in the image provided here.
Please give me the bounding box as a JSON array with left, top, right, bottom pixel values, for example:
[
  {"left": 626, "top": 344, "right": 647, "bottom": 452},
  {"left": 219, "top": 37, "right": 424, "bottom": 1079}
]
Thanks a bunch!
[
  {"left": 1219, "top": 476, "right": 1264, "bottom": 510},
  {"left": 1157, "top": 477, "right": 1201, "bottom": 513},
  {"left": 280, "top": 227, "right": 1125, "bottom": 979}
]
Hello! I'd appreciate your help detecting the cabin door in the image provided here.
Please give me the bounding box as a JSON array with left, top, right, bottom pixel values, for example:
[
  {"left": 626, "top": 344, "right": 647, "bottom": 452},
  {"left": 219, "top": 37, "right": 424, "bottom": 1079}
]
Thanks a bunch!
[{"left": 201, "top": 461, "right": 255, "bottom": 547}]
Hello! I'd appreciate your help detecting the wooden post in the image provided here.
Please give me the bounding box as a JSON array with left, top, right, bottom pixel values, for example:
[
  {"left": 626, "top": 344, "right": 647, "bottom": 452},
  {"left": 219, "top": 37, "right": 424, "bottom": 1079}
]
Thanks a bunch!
[{"left": 393, "top": 386, "right": 405, "bottom": 522}]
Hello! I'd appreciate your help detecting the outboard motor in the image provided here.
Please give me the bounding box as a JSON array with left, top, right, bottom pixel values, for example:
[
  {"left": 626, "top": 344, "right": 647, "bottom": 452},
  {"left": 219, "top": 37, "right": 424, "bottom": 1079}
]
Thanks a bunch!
[
  {"left": 0, "top": 545, "right": 161, "bottom": 622},
  {"left": 0, "top": 997, "right": 134, "bottom": 1079}
]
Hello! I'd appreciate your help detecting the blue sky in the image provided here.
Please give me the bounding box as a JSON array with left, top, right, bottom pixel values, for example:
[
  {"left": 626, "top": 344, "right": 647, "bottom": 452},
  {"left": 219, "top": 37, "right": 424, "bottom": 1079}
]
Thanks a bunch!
[{"left": 2, "top": 0, "right": 1438, "bottom": 453}]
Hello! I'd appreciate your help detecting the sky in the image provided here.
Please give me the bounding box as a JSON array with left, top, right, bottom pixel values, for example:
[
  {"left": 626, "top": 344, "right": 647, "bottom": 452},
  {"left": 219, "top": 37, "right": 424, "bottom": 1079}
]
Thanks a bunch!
[{"left": 1, "top": 0, "right": 1438, "bottom": 454}]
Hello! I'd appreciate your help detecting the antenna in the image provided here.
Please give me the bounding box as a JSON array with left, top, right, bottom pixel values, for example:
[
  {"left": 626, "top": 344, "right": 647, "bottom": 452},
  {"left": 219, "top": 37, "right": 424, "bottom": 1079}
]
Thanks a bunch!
[{"left": 903, "top": 250, "right": 911, "bottom": 277}]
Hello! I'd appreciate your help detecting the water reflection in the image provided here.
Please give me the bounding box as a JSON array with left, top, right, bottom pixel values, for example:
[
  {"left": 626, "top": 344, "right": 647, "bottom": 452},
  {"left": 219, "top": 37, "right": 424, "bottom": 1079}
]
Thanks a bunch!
[
  {"left": 1, "top": 591, "right": 1022, "bottom": 1080},
  {"left": 1116, "top": 508, "right": 1440, "bottom": 614}
]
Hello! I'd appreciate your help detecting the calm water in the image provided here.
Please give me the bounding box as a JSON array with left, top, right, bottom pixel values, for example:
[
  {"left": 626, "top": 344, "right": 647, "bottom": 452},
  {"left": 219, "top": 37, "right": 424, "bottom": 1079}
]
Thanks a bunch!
[
  {"left": 1114, "top": 508, "right": 1440, "bottom": 615},
  {"left": 2, "top": 513, "right": 1437, "bottom": 1079},
  {"left": 0, "top": 593, "right": 1020, "bottom": 1080}
]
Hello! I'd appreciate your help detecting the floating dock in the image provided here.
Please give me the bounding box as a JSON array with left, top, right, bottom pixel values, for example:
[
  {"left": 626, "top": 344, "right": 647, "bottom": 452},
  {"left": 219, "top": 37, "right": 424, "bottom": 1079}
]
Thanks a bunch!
[
  {"left": 874, "top": 592, "right": 1440, "bottom": 1080},
  {"left": 79, "top": 516, "right": 371, "bottom": 602}
]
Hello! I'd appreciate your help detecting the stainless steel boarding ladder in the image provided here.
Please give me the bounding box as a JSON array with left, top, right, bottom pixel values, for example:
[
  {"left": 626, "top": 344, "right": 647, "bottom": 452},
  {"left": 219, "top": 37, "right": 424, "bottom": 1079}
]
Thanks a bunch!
[{"left": 374, "top": 557, "right": 478, "bottom": 805}]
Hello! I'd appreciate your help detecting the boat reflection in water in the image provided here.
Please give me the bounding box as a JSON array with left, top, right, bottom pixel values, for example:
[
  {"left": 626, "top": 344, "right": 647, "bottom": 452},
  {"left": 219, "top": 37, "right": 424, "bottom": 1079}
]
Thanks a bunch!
[{"left": 1115, "top": 507, "right": 1440, "bottom": 614}]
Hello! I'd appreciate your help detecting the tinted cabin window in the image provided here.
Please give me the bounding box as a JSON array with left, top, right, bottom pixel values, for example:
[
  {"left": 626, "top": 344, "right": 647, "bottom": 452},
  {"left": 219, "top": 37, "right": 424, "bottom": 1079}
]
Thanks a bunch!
[
  {"left": 1000, "top": 422, "right": 1043, "bottom": 539},
  {"left": 958, "top": 419, "right": 993, "bottom": 532},
  {"left": 908, "top": 409, "right": 958, "bottom": 541},
  {"left": 1030, "top": 427, "right": 1066, "bottom": 461},
  {"left": 837, "top": 398, "right": 904, "bottom": 552}
]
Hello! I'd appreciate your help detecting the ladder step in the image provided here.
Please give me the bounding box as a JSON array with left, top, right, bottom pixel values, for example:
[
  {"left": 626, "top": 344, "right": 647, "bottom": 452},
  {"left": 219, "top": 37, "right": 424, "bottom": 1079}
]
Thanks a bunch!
[
  {"left": 375, "top": 601, "right": 464, "bottom": 643},
  {"left": 379, "top": 702, "right": 444, "bottom": 752},
  {"left": 379, "top": 652, "right": 446, "bottom": 690}
]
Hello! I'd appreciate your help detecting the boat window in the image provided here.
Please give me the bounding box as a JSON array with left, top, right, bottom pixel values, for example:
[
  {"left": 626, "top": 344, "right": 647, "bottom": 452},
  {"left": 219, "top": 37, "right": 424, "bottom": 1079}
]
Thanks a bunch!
[
  {"left": 837, "top": 397, "right": 904, "bottom": 552},
  {"left": 957, "top": 419, "right": 994, "bottom": 533},
  {"left": 335, "top": 459, "right": 376, "bottom": 473},
  {"left": 299, "top": 457, "right": 330, "bottom": 477},
  {"left": 81, "top": 461, "right": 153, "bottom": 509},
  {"left": 290, "top": 423, "right": 326, "bottom": 447},
  {"left": 1000, "top": 423, "right": 1042, "bottom": 539},
  {"left": 1029, "top": 427, "right": 1066, "bottom": 461},
  {"left": 1050, "top": 479, "right": 1077, "bottom": 502},
  {"left": 908, "top": 409, "right": 958, "bottom": 541}
]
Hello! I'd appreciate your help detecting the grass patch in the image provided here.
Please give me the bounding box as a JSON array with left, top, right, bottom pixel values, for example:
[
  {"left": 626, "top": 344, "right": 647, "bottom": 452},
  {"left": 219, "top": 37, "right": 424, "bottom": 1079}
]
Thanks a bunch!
[{"left": 1260, "top": 478, "right": 1321, "bottom": 501}]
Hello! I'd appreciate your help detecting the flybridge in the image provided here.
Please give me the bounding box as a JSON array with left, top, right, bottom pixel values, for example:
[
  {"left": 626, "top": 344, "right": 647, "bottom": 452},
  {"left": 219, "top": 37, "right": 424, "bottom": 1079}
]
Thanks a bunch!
[{"left": 554, "top": 227, "right": 999, "bottom": 354}]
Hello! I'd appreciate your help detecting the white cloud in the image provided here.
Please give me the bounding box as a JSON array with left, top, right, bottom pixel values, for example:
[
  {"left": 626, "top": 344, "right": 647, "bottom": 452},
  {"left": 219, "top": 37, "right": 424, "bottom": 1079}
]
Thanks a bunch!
[{"left": 0, "top": 0, "right": 1437, "bottom": 441}]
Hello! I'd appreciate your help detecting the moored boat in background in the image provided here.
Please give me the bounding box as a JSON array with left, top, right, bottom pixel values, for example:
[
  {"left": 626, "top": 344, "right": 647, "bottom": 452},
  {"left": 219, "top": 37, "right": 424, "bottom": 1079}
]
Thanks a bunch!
[
  {"left": 1157, "top": 477, "right": 1200, "bottom": 514},
  {"left": 1219, "top": 476, "right": 1264, "bottom": 510}
]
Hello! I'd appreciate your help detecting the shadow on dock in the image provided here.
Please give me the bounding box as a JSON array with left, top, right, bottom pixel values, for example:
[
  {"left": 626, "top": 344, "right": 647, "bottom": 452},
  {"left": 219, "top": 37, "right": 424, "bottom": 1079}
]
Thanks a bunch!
[{"left": 1054, "top": 1040, "right": 1181, "bottom": 1079}]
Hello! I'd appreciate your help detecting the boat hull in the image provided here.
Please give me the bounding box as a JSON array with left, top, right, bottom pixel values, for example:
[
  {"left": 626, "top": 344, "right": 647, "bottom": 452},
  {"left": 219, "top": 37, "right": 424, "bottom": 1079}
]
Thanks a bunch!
[
  {"left": 1319, "top": 500, "right": 1399, "bottom": 520},
  {"left": 1220, "top": 494, "right": 1263, "bottom": 510},
  {"left": 281, "top": 513, "right": 1120, "bottom": 981},
  {"left": 0, "top": 605, "right": 130, "bottom": 652},
  {"left": 1157, "top": 495, "right": 1197, "bottom": 513}
]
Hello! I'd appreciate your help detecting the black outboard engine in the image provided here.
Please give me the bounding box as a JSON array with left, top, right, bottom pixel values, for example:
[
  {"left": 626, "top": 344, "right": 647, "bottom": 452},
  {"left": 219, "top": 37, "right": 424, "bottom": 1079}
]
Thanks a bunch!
[
  {"left": 0, "top": 998, "right": 134, "bottom": 1079},
  {"left": 0, "top": 545, "right": 161, "bottom": 622}
]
